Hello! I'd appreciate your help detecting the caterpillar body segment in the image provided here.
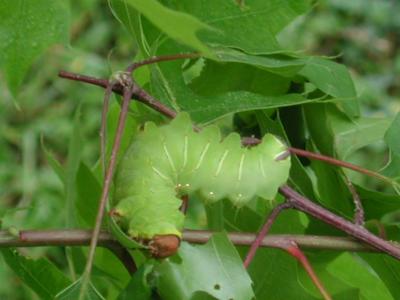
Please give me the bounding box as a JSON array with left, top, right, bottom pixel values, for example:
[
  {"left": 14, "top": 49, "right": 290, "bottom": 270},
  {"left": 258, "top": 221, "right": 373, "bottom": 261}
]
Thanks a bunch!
[{"left": 113, "top": 113, "right": 291, "bottom": 240}]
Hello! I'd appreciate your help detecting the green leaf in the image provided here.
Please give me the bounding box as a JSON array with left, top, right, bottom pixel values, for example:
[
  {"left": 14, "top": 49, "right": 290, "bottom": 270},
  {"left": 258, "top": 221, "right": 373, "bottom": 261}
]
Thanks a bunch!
[
  {"left": 327, "top": 253, "right": 393, "bottom": 300},
  {"left": 117, "top": 0, "right": 212, "bottom": 56},
  {"left": 309, "top": 145, "right": 353, "bottom": 217},
  {"left": 55, "top": 278, "right": 105, "bottom": 300},
  {"left": 156, "top": 232, "right": 255, "bottom": 300},
  {"left": 1, "top": 248, "right": 71, "bottom": 300},
  {"left": 0, "top": 0, "right": 69, "bottom": 95},
  {"left": 189, "top": 59, "right": 291, "bottom": 97},
  {"left": 75, "top": 163, "right": 101, "bottom": 228},
  {"left": 299, "top": 57, "right": 359, "bottom": 116},
  {"left": 166, "top": 0, "right": 312, "bottom": 54},
  {"left": 149, "top": 44, "right": 319, "bottom": 123},
  {"left": 331, "top": 113, "right": 391, "bottom": 160},
  {"left": 214, "top": 48, "right": 306, "bottom": 77},
  {"left": 356, "top": 185, "right": 400, "bottom": 221},
  {"left": 41, "top": 139, "right": 66, "bottom": 186},
  {"left": 66, "top": 106, "right": 83, "bottom": 228},
  {"left": 305, "top": 104, "right": 391, "bottom": 159},
  {"left": 117, "top": 263, "right": 153, "bottom": 300},
  {"left": 112, "top": 0, "right": 312, "bottom": 55},
  {"left": 383, "top": 112, "right": 400, "bottom": 179},
  {"left": 360, "top": 253, "right": 400, "bottom": 300}
]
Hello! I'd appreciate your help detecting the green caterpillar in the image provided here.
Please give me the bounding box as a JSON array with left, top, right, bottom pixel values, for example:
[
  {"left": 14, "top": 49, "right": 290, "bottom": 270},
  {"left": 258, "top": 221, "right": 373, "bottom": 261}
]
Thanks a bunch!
[{"left": 112, "top": 113, "right": 291, "bottom": 241}]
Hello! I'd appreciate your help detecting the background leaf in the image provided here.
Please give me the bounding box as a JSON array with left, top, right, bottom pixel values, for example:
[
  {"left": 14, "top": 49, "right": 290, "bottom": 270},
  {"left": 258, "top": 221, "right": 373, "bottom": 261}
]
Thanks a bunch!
[
  {"left": 1, "top": 248, "right": 71, "bottom": 300},
  {"left": 0, "top": 0, "right": 69, "bottom": 95}
]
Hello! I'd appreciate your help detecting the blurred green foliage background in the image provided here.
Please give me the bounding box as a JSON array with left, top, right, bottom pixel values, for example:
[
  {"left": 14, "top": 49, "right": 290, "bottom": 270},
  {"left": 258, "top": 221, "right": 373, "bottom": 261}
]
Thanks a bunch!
[{"left": 0, "top": 0, "right": 399, "bottom": 298}]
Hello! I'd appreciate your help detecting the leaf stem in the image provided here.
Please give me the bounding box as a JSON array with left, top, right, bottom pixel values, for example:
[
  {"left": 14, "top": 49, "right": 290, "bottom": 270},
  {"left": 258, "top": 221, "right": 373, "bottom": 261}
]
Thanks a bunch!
[{"left": 281, "top": 241, "right": 331, "bottom": 300}]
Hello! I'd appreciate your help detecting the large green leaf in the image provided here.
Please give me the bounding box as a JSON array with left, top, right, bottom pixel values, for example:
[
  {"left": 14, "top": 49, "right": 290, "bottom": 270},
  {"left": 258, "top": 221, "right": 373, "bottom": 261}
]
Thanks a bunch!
[
  {"left": 304, "top": 104, "right": 391, "bottom": 159},
  {"left": 1, "top": 248, "right": 71, "bottom": 300},
  {"left": 330, "top": 112, "right": 391, "bottom": 160},
  {"left": 147, "top": 42, "right": 319, "bottom": 123},
  {"left": 360, "top": 253, "right": 400, "bottom": 300},
  {"left": 156, "top": 232, "right": 255, "bottom": 300},
  {"left": 163, "top": 0, "right": 312, "bottom": 54},
  {"left": 0, "top": 0, "right": 69, "bottom": 95},
  {"left": 116, "top": 0, "right": 212, "bottom": 56},
  {"left": 327, "top": 253, "right": 393, "bottom": 300},
  {"left": 299, "top": 57, "right": 359, "bottom": 117},
  {"left": 112, "top": 0, "right": 312, "bottom": 55}
]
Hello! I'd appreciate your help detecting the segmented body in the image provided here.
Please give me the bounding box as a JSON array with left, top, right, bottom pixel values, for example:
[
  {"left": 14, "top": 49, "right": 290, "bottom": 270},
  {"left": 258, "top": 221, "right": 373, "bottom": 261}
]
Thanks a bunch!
[{"left": 113, "top": 113, "right": 291, "bottom": 239}]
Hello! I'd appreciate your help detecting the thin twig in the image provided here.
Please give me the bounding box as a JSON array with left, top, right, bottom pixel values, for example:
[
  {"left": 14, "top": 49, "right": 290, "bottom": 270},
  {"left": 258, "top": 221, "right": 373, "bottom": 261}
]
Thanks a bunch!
[
  {"left": 58, "top": 71, "right": 177, "bottom": 118},
  {"left": 0, "top": 229, "right": 381, "bottom": 252},
  {"left": 20, "top": 230, "right": 136, "bottom": 274},
  {"left": 281, "top": 241, "right": 331, "bottom": 300},
  {"left": 80, "top": 84, "right": 134, "bottom": 299},
  {"left": 287, "top": 147, "right": 393, "bottom": 184},
  {"left": 243, "top": 202, "right": 291, "bottom": 268}
]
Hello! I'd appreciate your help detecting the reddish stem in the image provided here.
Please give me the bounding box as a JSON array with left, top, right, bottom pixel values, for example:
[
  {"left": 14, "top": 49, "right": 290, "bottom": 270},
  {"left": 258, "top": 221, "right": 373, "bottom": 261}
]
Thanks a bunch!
[
  {"left": 282, "top": 241, "right": 332, "bottom": 300},
  {"left": 288, "top": 147, "right": 390, "bottom": 183},
  {"left": 243, "top": 202, "right": 291, "bottom": 268}
]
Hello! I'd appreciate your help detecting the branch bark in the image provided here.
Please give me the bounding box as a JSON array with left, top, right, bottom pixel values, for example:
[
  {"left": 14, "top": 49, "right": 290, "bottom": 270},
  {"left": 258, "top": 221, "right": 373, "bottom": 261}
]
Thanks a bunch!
[{"left": 0, "top": 229, "right": 381, "bottom": 252}]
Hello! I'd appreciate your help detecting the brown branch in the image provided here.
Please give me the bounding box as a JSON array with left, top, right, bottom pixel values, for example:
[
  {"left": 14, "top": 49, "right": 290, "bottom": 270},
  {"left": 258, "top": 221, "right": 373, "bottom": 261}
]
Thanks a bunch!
[
  {"left": 0, "top": 229, "right": 381, "bottom": 252},
  {"left": 279, "top": 185, "right": 400, "bottom": 260},
  {"left": 58, "top": 71, "right": 177, "bottom": 118},
  {"left": 18, "top": 230, "right": 136, "bottom": 274}
]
